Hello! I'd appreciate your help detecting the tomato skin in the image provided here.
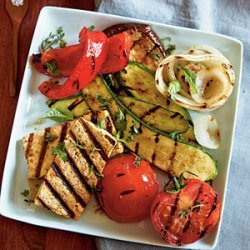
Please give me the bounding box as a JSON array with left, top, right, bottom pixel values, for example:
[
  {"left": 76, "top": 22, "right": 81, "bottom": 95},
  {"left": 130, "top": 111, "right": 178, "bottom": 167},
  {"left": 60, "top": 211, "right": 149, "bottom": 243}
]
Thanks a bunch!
[
  {"left": 97, "top": 154, "right": 158, "bottom": 223},
  {"left": 151, "top": 179, "right": 221, "bottom": 246}
]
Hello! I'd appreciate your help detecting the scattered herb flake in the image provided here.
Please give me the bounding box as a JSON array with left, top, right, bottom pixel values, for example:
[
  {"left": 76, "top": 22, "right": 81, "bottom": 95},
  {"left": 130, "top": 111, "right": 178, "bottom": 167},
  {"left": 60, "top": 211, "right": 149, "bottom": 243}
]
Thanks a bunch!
[
  {"left": 96, "top": 94, "right": 110, "bottom": 110},
  {"left": 96, "top": 172, "right": 104, "bottom": 179},
  {"left": 179, "top": 202, "right": 204, "bottom": 218},
  {"left": 168, "top": 131, "right": 181, "bottom": 141},
  {"left": 40, "top": 27, "right": 67, "bottom": 52},
  {"left": 45, "top": 132, "right": 58, "bottom": 142},
  {"left": 45, "top": 61, "right": 61, "bottom": 77},
  {"left": 151, "top": 53, "right": 161, "bottom": 60},
  {"left": 133, "top": 155, "right": 142, "bottom": 167},
  {"left": 165, "top": 44, "right": 176, "bottom": 55},
  {"left": 167, "top": 80, "right": 182, "bottom": 100},
  {"left": 51, "top": 142, "right": 67, "bottom": 162},
  {"left": 91, "top": 145, "right": 101, "bottom": 154},
  {"left": 115, "top": 130, "right": 127, "bottom": 144},
  {"left": 96, "top": 118, "right": 105, "bottom": 129},
  {"left": 160, "top": 36, "right": 171, "bottom": 44},
  {"left": 88, "top": 25, "right": 95, "bottom": 31},
  {"left": 89, "top": 165, "right": 94, "bottom": 175},
  {"left": 21, "top": 189, "right": 29, "bottom": 197}
]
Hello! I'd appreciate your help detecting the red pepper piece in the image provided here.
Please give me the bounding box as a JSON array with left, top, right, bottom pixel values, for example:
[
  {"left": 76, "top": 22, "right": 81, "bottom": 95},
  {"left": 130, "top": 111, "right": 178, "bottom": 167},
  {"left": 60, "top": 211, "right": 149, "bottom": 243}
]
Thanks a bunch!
[
  {"left": 100, "top": 32, "right": 131, "bottom": 74},
  {"left": 32, "top": 44, "right": 84, "bottom": 78},
  {"left": 38, "top": 28, "right": 109, "bottom": 100}
]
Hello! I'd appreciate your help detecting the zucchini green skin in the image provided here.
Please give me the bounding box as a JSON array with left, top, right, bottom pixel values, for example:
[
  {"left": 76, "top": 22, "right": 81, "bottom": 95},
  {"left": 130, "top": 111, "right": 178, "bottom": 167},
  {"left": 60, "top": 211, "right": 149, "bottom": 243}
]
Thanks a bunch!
[
  {"left": 50, "top": 95, "right": 89, "bottom": 118},
  {"left": 118, "top": 95, "right": 189, "bottom": 133},
  {"left": 100, "top": 75, "right": 217, "bottom": 181},
  {"left": 115, "top": 62, "right": 190, "bottom": 120}
]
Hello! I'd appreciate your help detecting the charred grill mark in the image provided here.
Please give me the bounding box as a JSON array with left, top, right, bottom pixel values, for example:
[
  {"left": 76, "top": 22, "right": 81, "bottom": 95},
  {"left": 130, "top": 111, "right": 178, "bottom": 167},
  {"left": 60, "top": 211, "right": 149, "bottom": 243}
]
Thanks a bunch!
[
  {"left": 104, "top": 116, "right": 113, "bottom": 134},
  {"left": 151, "top": 152, "right": 156, "bottom": 164},
  {"left": 135, "top": 142, "right": 139, "bottom": 155},
  {"left": 154, "top": 134, "right": 159, "bottom": 143},
  {"left": 72, "top": 80, "right": 80, "bottom": 90},
  {"left": 182, "top": 185, "right": 203, "bottom": 233},
  {"left": 35, "top": 128, "right": 50, "bottom": 178},
  {"left": 91, "top": 55, "right": 95, "bottom": 71},
  {"left": 207, "top": 194, "right": 218, "bottom": 218},
  {"left": 67, "top": 156, "right": 92, "bottom": 193},
  {"left": 36, "top": 197, "right": 51, "bottom": 210},
  {"left": 166, "top": 99, "right": 171, "bottom": 106},
  {"left": 32, "top": 53, "right": 42, "bottom": 63},
  {"left": 68, "top": 99, "right": 84, "bottom": 111},
  {"left": 69, "top": 131, "right": 104, "bottom": 175},
  {"left": 138, "top": 123, "right": 143, "bottom": 134},
  {"left": 90, "top": 112, "right": 98, "bottom": 124},
  {"left": 120, "top": 190, "right": 135, "bottom": 196},
  {"left": 117, "top": 173, "right": 125, "bottom": 177},
  {"left": 104, "top": 134, "right": 116, "bottom": 146},
  {"left": 199, "top": 230, "right": 206, "bottom": 239},
  {"left": 139, "top": 106, "right": 161, "bottom": 120},
  {"left": 170, "top": 112, "right": 181, "bottom": 119},
  {"left": 51, "top": 163, "right": 86, "bottom": 208},
  {"left": 79, "top": 118, "right": 108, "bottom": 161},
  {"left": 170, "top": 141, "right": 178, "bottom": 167},
  {"left": 44, "top": 179, "right": 75, "bottom": 218},
  {"left": 60, "top": 123, "right": 68, "bottom": 142},
  {"left": 25, "top": 133, "right": 34, "bottom": 158}
]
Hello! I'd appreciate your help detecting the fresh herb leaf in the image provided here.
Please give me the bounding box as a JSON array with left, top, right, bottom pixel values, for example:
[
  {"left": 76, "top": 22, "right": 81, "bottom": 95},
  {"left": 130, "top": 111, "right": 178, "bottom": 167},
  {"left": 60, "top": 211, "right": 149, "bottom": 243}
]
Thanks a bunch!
[
  {"left": 51, "top": 142, "right": 67, "bottom": 162},
  {"left": 21, "top": 189, "right": 29, "bottom": 197},
  {"left": 178, "top": 201, "right": 204, "bottom": 218},
  {"left": 115, "top": 130, "right": 127, "bottom": 144},
  {"left": 167, "top": 80, "right": 182, "bottom": 100},
  {"left": 168, "top": 131, "right": 181, "bottom": 141},
  {"left": 91, "top": 145, "right": 101, "bottom": 154},
  {"left": 88, "top": 25, "right": 95, "bottom": 31},
  {"left": 45, "top": 132, "right": 58, "bottom": 142},
  {"left": 114, "top": 108, "right": 125, "bottom": 121},
  {"left": 45, "top": 61, "right": 61, "bottom": 77},
  {"left": 114, "top": 108, "right": 126, "bottom": 131},
  {"left": 96, "top": 172, "right": 104, "bottom": 179},
  {"left": 73, "top": 139, "right": 84, "bottom": 150},
  {"left": 96, "top": 119, "right": 105, "bottom": 129},
  {"left": 82, "top": 93, "right": 88, "bottom": 100},
  {"left": 177, "top": 66, "right": 199, "bottom": 94},
  {"left": 59, "top": 40, "right": 67, "bottom": 48},
  {"left": 42, "top": 107, "right": 74, "bottom": 122},
  {"left": 165, "top": 44, "right": 176, "bottom": 55},
  {"left": 40, "top": 27, "right": 67, "bottom": 52},
  {"left": 133, "top": 155, "right": 142, "bottom": 167},
  {"left": 127, "top": 121, "right": 140, "bottom": 142},
  {"left": 160, "top": 36, "right": 171, "bottom": 44},
  {"left": 89, "top": 165, "right": 94, "bottom": 175},
  {"left": 151, "top": 53, "right": 161, "bottom": 60},
  {"left": 96, "top": 94, "right": 110, "bottom": 110},
  {"left": 164, "top": 174, "right": 189, "bottom": 194}
]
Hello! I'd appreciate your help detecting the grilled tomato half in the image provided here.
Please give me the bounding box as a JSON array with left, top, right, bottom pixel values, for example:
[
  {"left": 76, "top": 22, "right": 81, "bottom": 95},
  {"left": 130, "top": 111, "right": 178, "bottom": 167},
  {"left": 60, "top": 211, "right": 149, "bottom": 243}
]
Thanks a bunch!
[
  {"left": 151, "top": 178, "right": 221, "bottom": 246},
  {"left": 97, "top": 154, "right": 158, "bottom": 223}
]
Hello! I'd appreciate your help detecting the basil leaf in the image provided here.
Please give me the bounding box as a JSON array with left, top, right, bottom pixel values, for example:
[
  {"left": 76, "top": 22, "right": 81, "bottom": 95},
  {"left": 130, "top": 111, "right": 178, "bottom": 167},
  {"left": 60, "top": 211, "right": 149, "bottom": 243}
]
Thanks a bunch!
[
  {"left": 51, "top": 142, "right": 67, "bottom": 162},
  {"left": 167, "top": 80, "right": 182, "bottom": 100},
  {"left": 177, "top": 66, "right": 199, "bottom": 94},
  {"left": 42, "top": 107, "right": 74, "bottom": 122}
]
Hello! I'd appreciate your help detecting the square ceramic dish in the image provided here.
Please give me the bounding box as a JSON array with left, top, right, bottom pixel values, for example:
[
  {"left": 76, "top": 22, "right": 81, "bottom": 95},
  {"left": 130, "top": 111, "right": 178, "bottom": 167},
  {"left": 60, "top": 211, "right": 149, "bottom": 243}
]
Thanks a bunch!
[{"left": 0, "top": 6, "right": 243, "bottom": 249}]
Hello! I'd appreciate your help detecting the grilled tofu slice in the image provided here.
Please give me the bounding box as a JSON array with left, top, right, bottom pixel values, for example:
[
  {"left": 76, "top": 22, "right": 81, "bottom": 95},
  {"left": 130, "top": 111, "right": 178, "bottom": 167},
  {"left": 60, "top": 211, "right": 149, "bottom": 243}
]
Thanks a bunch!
[
  {"left": 104, "top": 23, "right": 166, "bottom": 72},
  {"left": 23, "top": 110, "right": 122, "bottom": 201},
  {"left": 33, "top": 113, "right": 123, "bottom": 219}
]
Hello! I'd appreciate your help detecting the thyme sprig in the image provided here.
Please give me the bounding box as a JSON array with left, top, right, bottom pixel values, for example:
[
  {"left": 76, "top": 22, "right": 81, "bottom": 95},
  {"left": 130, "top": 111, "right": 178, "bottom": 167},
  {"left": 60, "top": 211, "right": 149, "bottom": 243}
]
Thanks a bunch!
[{"left": 179, "top": 201, "right": 204, "bottom": 219}]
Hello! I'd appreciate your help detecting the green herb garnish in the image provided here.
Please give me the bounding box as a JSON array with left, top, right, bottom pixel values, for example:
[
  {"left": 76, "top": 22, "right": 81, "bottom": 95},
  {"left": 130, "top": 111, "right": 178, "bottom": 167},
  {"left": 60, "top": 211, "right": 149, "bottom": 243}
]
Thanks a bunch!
[
  {"left": 21, "top": 189, "right": 29, "bottom": 197},
  {"left": 115, "top": 130, "right": 127, "bottom": 144},
  {"left": 40, "top": 27, "right": 67, "bottom": 52},
  {"left": 42, "top": 107, "right": 74, "bottom": 122},
  {"left": 45, "top": 61, "right": 61, "bottom": 77},
  {"left": 88, "top": 25, "right": 95, "bottom": 31},
  {"left": 167, "top": 80, "right": 182, "bottom": 100},
  {"left": 89, "top": 165, "right": 94, "bottom": 175},
  {"left": 179, "top": 201, "right": 204, "bottom": 219},
  {"left": 151, "top": 53, "right": 161, "bottom": 60},
  {"left": 133, "top": 155, "right": 142, "bottom": 167},
  {"left": 127, "top": 121, "right": 139, "bottom": 142},
  {"left": 45, "top": 132, "right": 58, "bottom": 142},
  {"left": 177, "top": 66, "right": 198, "bottom": 94},
  {"left": 165, "top": 44, "right": 176, "bottom": 55},
  {"left": 51, "top": 142, "right": 67, "bottom": 162},
  {"left": 91, "top": 145, "right": 101, "bottom": 154},
  {"left": 168, "top": 131, "right": 181, "bottom": 141},
  {"left": 160, "top": 36, "right": 171, "bottom": 44},
  {"left": 96, "top": 172, "right": 104, "bottom": 179},
  {"left": 96, "top": 94, "right": 110, "bottom": 110},
  {"left": 114, "top": 108, "right": 126, "bottom": 131},
  {"left": 96, "top": 119, "right": 105, "bottom": 129}
]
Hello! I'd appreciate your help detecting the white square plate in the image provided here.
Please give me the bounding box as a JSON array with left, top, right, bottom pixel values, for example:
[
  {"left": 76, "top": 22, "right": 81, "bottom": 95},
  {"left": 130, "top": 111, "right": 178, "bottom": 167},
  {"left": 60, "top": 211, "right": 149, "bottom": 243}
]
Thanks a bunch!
[{"left": 0, "top": 6, "right": 243, "bottom": 249}]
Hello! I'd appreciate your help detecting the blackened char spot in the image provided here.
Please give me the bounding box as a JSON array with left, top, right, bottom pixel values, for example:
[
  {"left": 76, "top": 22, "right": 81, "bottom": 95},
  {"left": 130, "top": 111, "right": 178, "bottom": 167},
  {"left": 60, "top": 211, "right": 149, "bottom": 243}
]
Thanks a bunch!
[
  {"left": 117, "top": 173, "right": 125, "bottom": 177},
  {"left": 120, "top": 190, "right": 135, "bottom": 196},
  {"left": 25, "top": 133, "right": 34, "bottom": 158},
  {"left": 32, "top": 53, "right": 42, "bottom": 63}
]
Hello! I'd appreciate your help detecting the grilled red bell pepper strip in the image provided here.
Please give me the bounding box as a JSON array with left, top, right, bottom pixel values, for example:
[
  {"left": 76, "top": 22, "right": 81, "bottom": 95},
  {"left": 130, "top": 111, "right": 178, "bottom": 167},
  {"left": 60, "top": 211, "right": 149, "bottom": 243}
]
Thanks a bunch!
[
  {"left": 38, "top": 28, "right": 109, "bottom": 100},
  {"left": 99, "top": 32, "right": 131, "bottom": 74},
  {"left": 32, "top": 44, "right": 85, "bottom": 77},
  {"left": 33, "top": 31, "right": 131, "bottom": 78}
]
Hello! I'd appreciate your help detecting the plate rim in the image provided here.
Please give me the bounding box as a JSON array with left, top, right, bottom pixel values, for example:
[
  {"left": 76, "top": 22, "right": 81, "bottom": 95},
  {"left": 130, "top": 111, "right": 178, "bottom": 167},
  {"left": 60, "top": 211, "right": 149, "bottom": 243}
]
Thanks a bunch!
[{"left": 0, "top": 6, "right": 244, "bottom": 250}]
